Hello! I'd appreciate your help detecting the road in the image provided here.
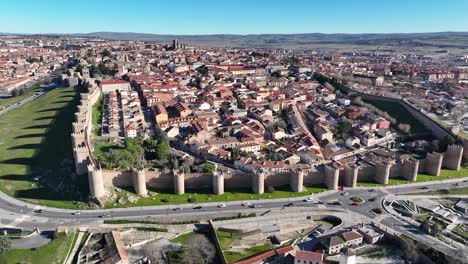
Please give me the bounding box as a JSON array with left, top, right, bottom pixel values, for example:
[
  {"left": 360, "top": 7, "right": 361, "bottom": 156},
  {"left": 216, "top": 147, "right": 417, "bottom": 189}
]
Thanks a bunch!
[
  {"left": 0, "top": 176, "right": 467, "bottom": 255},
  {"left": 0, "top": 91, "right": 46, "bottom": 116}
]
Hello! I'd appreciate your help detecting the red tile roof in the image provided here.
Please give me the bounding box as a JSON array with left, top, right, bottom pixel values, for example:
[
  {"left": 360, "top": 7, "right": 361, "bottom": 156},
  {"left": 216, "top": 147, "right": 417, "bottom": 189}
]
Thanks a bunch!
[{"left": 295, "top": 250, "right": 324, "bottom": 263}]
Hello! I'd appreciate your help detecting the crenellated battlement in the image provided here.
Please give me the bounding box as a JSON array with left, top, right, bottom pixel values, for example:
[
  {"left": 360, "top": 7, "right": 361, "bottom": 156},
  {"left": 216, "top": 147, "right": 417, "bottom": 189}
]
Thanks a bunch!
[
  {"left": 375, "top": 159, "right": 394, "bottom": 184},
  {"left": 443, "top": 144, "right": 464, "bottom": 170},
  {"left": 401, "top": 158, "right": 419, "bottom": 181},
  {"left": 422, "top": 152, "right": 443, "bottom": 176}
]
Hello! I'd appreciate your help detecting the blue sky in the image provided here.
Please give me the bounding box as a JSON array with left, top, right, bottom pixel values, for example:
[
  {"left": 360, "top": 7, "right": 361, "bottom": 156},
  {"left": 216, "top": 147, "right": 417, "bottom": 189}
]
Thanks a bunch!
[{"left": 1, "top": 0, "right": 467, "bottom": 34}]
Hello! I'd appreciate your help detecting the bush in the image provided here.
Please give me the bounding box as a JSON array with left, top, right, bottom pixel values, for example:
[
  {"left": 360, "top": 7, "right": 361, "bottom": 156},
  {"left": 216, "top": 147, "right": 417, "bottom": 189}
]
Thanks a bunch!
[
  {"left": 350, "top": 196, "right": 364, "bottom": 203},
  {"left": 135, "top": 227, "right": 168, "bottom": 232},
  {"left": 267, "top": 185, "right": 275, "bottom": 193}
]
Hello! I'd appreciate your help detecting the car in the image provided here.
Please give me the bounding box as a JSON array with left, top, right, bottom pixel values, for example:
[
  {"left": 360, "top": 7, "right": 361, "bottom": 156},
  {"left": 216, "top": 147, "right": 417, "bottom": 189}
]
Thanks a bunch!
[
  {"left": 311, "top": 230, "right": 321, "bottom": 237},
  {"left": 173, "top": 207, "right": 182, "bottom": 211},
  {"left": 218, "top": 203, "right": 226, "bottom": 208},
  {"left": 285, "top": 202, "right": 295, "bottom": 207},
  {"left": 72, "top": 211, "right": 80, "bottom": 215},
  {"left": 368, "top": 198, "right": 376, "bottom": 202},
  {"left": 351, "top": 202, "right": 359, "bottom": 206},
  {"left": 317, "top": 201, "right": 325, "bottom": 205},
  {"left": 99, "top": 214, "right": 111, "bottom": 218},
  {"left": 330, "top": 201, "right": 342, "bottom": 206},
  {"left": 252, "top": 204, "right": 262, "bottom": 208},
  {"left": 34, "top": 209, "right": 43, "bottom": 213},
  {"left": 241, "top": 202, "right": 251, "bottom": 206},
  {"left": 341, "top": 192, "right": 349, "bottom": 196},
  {"left": 372, "top": 208, "right": 384, "bottom": 214},
  {"left": 368, "top": 189, "right": 375, "bottom": 192},
  {"left": 420, "top": 186, "right": 429, "bottom": 190},
  {"left": 454, "top": 182, "right": 461, "bottom": 186},
  {"left": 193, "top": 206, "right": 203, "bottom": 210},
  {"left": 304, "top": 197, "right": 314, "bottom": 202}
]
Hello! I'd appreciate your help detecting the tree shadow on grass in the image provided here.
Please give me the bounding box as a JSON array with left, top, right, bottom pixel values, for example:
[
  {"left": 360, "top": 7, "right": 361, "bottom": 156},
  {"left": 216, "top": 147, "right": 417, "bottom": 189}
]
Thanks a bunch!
[
  {"left": 51, "top": 100, "right": 73, "bottom": 104},
  {"left": 38, "top": 108, "right": 66, "bottom": 113},
  {"left": 8, "top": 144, "right": 43, "bottom": 150},
  {"left": 2, "top": 87, "right": 90, "bottom": 204},
  {"left": 0, "top": 158, "right": 33, "bottom": 166},
  {"left": 15, "top": 133, "right": 47, "bottom": 139},
  {"left": 23, "top": 125, "right": 50, "bottom": 130},
  {"left": 33, "top": 116, "right": 55, "bottom": 121},
  {"left": 0, "top": 174, "right": 29, "bottom": 181}
]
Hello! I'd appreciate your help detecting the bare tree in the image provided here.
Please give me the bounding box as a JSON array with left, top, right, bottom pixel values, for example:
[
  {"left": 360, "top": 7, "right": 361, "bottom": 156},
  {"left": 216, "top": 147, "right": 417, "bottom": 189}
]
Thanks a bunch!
[
  {"left": 181, "top": 235, "right": 216, "bottom": 264},
  {"left": 142, "top": 241, "right": 162, "bottom": 263},
  {"left": 398, "top": 123, "right": 412, "bottom": 134},
  {"left": 0, "top": 236, "right": 11, "bottom": 255}
]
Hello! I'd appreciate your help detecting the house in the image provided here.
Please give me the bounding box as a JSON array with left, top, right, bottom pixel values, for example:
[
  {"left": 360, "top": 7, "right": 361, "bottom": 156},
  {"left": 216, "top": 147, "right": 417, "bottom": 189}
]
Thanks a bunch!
[
  {"left": 294, "top": 250, "right": 324, "bottom": 264},
  {"left": 455, "top": 199, "right": 468, "bottom": 213},
  {"left": 154, "top": 104, "right": 168, "bottom": 123},
  {"left": 174, "top": 101, "right": 192, "bottom": 117},
  {"left": 124, "top": 124, "right": 137, "bottom": 138},
  {"left": 322, "top": 230, "right": 363, "bottom": 255},
  {"left": 238, "top": 142, "right": 261, "bottom": 154},
  {"left": 358, "top": 226, "right": 383, "bottom": 244},
  {"left": 99, "top": 79, "right": 131, "bottom": 94}
]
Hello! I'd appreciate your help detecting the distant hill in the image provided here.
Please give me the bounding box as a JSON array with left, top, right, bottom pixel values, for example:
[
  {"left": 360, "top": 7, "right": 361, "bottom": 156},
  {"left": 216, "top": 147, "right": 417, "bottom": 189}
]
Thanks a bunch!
[
  {"left": 3, "top": 31, "right": 468, "bottom": 48},
  {"left": 70, "top": 31, "right": 468, "bottom": 48}
]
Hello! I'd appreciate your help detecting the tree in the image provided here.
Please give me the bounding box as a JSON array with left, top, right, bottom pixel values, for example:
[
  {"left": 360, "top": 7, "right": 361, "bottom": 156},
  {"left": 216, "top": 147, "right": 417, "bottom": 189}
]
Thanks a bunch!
[
  {"left": 201, "top": 161, "right": 216, "bottom": 173},
  {"left": 430, "top": 224, "right": 441, "bottom": 237},
  {"left": 155, "top": 141, "right": 170, "bottom": 160},
  {"left": 144, "top": 138, "right": 159, "bottom": 153},
  {"left": 197, "top": 65, "right": 209, "bottom": 77},
  {"left": 75, "top": 64, "right": 83, "bottom": 75},
  {"left": 181, "top": 235, "right": 216, "bottom": 264},
  {"left": 420, "top": 220, "right": 431, "bottom": 234},
  {"left": 170, "top": 156, "right": 179, "bottom": 170},
  {"left": 0, "top": 236, "right": 11, "bottom": 255},
  {"left": 338, "top": 120, "right": 352, "bottom": 134},
  {"left": 101, "top": 49, "right": 112, "bottom": 57},
  {"left": 397, "top": 123, "right": 411, "bottom": 134}
]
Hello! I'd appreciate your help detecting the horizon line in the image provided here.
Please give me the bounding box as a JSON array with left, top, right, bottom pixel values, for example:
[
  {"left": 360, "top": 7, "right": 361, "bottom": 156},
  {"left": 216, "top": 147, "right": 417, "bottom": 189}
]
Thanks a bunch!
[{"left": 1, "top": 30, "right": 468, "bottom": 37}]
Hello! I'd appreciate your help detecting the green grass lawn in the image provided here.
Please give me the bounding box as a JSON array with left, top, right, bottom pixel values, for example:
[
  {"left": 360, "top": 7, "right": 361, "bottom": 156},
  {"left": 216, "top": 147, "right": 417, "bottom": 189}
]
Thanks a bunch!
[
  {"left": 216, "top": 230, "right": 274, "bottom": 263},
  {"left": 363, "top": 98, "right": 428, "bottom": 134},
  {"left": 170, "top": 231, "right": 196, "bottom": 245},
  {"left": 105, "top": 185, "right": 326, "bottom": 208},
  {"left": 452, "top": 226, "right": 468, "bottom": 240},
  {"left": 91, "top": 95, "right": 104, "bottom": 135},
  {"left": 0, "top": 85, "right": 42, "bottom": 110},
  {"left": 0, "top": 87, "right": 89, "bottom": 209},
  {"left": 0, "top": 233, "right": 76, "bottom": 264},
  {"left": 357, "top": 166, "right": 468, "bottom": 187}
]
